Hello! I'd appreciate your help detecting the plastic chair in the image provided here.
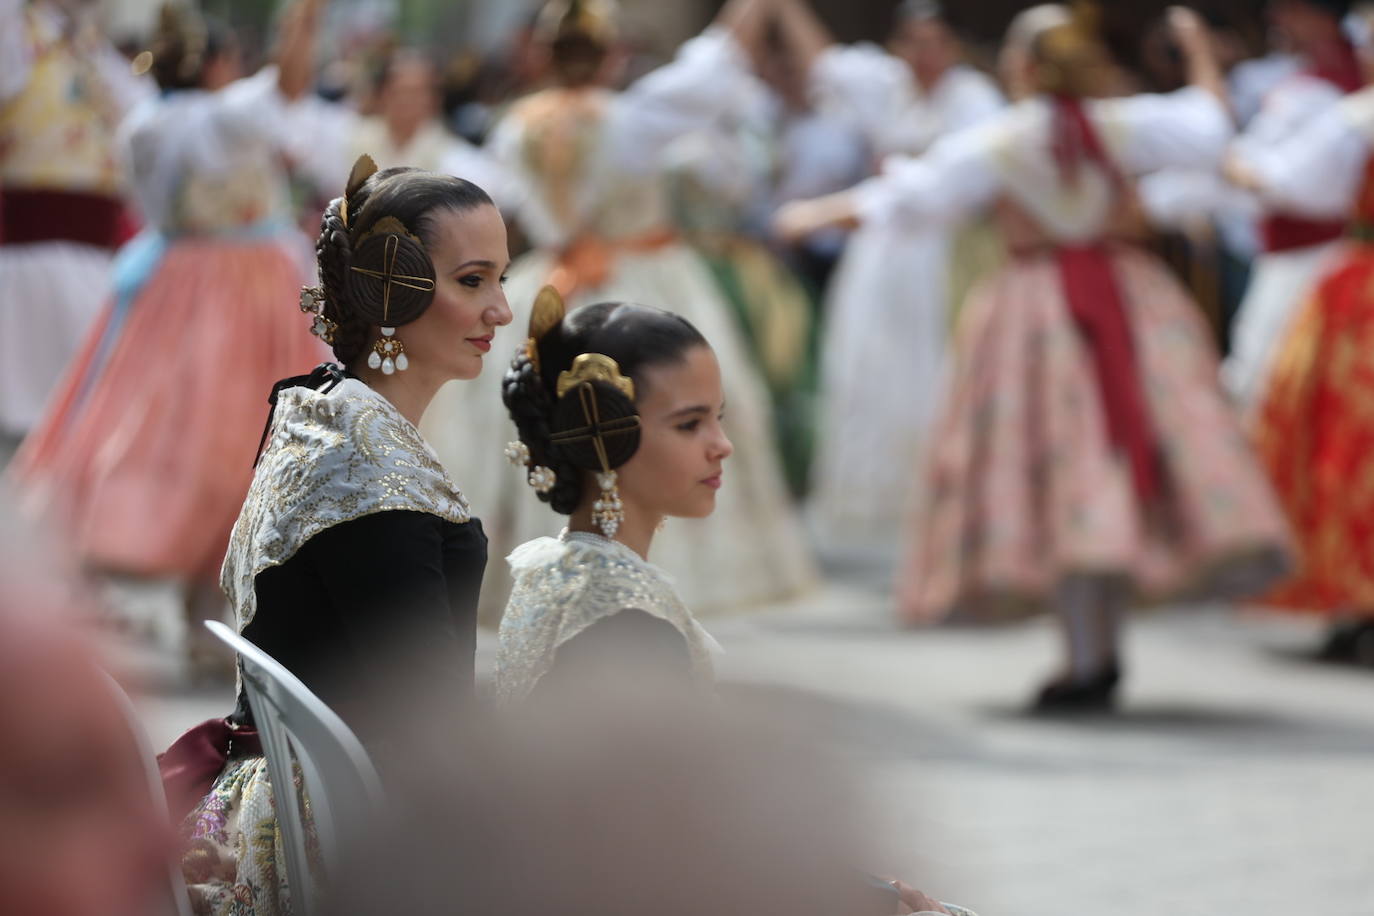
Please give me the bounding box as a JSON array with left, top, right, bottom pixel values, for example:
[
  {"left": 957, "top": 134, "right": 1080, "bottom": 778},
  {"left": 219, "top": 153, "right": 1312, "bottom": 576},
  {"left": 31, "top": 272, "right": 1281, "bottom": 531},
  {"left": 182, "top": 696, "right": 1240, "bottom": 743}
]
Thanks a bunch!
[
  {"left": 103, "top": 672, "right": 194, "bottom": 916},
  {"left": 203, "top": 619, "right": 385, "bottom": 916}
]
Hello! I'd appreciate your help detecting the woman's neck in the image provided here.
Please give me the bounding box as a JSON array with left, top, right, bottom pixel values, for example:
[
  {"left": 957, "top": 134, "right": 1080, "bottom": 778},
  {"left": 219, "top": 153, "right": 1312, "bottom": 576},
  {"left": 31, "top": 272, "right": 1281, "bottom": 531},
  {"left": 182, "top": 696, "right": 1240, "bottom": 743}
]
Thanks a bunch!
[
  {"left": 355, "top": 365, "right": 442, "bottom": 427},
  {"left": 567, "top": 502, "right": 661, "bottom": 560}
]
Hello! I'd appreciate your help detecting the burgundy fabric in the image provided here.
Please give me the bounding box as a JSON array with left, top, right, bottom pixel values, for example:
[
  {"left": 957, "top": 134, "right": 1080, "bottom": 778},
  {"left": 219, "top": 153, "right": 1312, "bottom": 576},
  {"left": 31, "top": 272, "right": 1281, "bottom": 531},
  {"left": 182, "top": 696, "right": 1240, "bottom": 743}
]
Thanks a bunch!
[
  {"left": 157, "top": 717, "right": 262, "bottom": 824},
  {"left": 1057, "top": 245, "right": 1160, "bottom": 504},
  {"left": 1047, "top": 97, "right": 1159, "bottom": 504},
  {"left": 1261, "top": 214, "right": 1348, "bottom": 253},
  {"left": 1308, "top": 37, "right": 1364, "bottom": 94},
  {"left": 0, "top": 188, "right": 124, "bottom": 249}
]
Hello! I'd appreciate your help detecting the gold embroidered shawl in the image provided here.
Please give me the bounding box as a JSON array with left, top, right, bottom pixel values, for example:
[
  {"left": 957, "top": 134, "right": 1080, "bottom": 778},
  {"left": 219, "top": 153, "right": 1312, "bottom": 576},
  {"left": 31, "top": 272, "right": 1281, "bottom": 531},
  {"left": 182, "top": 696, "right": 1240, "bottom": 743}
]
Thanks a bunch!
[{"left": 221, "top": 378, "right": 471, "bottom": 632}]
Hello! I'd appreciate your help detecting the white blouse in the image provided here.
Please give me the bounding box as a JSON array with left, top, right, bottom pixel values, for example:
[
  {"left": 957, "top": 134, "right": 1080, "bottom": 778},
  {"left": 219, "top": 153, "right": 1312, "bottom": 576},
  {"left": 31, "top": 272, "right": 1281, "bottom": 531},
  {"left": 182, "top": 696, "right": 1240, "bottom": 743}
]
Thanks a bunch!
[
  {"left": 809, "top": 42, "right": 1004, "bottom": 158},
  {"left": 118, "top": 67, "right": 293, "bottom": 235},
  {"left": 854, "top": 87, "right": 1234, "bottom": 241}
]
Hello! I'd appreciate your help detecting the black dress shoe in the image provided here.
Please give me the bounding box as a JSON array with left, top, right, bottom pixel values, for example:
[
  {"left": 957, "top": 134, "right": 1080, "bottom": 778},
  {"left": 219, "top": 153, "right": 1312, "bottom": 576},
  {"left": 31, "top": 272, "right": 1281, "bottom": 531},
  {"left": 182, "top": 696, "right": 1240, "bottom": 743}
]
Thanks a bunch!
[{"left": 1032, "top": 662, "right": 1121, "bottom": 713}]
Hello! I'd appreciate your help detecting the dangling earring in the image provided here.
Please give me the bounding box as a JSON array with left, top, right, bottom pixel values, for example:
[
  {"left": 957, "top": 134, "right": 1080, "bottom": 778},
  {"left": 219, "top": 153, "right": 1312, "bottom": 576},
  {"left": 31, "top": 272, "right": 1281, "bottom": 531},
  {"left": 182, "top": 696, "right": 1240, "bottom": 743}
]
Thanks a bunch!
[
  {"left": 592, "top": 470, "right": 623, "bottom": 538},
  {"left": 367, "top": 326, "right": 409, "bottom": 375},
  {"left": 300, "top": 286, "right": 337, "bottom": 344}
]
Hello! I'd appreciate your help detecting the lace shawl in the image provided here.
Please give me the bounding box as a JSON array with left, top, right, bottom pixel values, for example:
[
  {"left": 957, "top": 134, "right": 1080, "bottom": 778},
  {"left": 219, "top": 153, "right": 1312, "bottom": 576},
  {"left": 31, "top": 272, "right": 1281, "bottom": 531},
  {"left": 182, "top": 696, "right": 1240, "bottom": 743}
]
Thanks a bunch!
[
  {"left": 220, "top": 378, "right": 470, "bottom": 632},
  {"left": 494, "top": 531, "right": 719, "bottom": 704}
]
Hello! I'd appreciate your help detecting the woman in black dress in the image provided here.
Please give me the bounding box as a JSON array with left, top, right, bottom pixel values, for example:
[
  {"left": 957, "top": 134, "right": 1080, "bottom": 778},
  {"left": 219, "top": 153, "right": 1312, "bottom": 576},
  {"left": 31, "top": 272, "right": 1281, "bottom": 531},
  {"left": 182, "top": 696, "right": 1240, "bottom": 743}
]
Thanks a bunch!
[{"left": 161, "top": 156, "right": 512, "bottom": 915}]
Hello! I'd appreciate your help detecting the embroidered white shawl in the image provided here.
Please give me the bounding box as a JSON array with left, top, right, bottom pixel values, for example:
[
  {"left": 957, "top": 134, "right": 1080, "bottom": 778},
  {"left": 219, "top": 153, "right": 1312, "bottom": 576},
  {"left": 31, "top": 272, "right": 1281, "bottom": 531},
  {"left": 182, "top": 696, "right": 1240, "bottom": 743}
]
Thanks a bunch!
[{"left": 220, "top": 378, "right": 470, "bottom": 632}]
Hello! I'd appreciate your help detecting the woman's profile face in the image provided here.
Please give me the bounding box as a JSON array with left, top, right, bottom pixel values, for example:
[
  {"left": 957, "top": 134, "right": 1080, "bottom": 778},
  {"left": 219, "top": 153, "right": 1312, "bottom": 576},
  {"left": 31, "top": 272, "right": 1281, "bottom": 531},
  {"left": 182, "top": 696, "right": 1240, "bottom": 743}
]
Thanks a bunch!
[
  {"left": 616, "top": 345, "right": 732, "bottom": 521},
  {"left": 405, "top": 203, "right": 512, "bottom": 382}
]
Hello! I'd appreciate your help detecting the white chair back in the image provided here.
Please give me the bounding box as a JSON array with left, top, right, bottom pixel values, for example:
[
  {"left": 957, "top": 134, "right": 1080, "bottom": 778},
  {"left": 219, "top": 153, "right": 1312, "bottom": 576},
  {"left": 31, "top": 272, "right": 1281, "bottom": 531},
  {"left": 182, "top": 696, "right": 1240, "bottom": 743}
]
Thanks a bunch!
[{"left": 203, "top": 620, "right": 384, "bottom": 916}]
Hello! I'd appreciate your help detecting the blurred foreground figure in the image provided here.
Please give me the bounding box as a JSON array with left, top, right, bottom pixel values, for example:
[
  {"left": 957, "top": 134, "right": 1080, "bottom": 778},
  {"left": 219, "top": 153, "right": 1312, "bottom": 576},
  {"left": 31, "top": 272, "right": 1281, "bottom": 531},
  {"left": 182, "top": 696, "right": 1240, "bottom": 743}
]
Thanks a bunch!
[
  {"left": 0, "top": 0, "right": 150, "bottom": 451},
  {"left": 777, "top": 5, "right": 1291, "bottom": 711},
  {"left": 0, "top": 495, "right": 176, "bottom": 916},
  {"left": 331, "top": 684, "right": 974, "bottom": 916}
]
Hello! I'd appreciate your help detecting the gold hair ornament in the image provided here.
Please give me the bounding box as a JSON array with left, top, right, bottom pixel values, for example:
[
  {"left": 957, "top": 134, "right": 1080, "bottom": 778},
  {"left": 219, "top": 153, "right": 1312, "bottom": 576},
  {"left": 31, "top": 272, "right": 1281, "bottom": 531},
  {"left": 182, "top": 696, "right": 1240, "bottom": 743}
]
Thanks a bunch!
[
  {"left": 341, "top": 154, "right": 378, "bottom": 230},
  {"left": 549, "top": 375, "right": 639, "bottom": 538},
  {"left": 525, "top": 284, "right": 567, "bottom": 374},
  {"left": 556, "top": 352, "right": 636, "bottom": 402},
  {"left": 348, "top": 216, "right": 436, "bottom": 325}
]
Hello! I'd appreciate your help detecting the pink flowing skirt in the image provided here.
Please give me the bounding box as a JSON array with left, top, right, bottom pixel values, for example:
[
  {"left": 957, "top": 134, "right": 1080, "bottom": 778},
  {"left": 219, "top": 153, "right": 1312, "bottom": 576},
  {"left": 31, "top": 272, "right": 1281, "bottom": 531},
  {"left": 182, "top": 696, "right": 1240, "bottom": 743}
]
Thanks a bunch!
[
  {"left": 9, "top": 238, "right": 326, "bottom": 581},
  {"left": 898, "top": 247, "right": 1291, "bottom": 623}
]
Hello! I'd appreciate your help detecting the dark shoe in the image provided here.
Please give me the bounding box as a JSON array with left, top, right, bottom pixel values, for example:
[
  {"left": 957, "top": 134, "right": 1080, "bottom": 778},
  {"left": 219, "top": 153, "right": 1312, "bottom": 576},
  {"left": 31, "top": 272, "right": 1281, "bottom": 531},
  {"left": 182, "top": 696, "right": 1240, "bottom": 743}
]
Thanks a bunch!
[
  {"left": 1316, "top": 621, "right": 1365, "bottom": 663},
  {"left": 1033, "top": 662, "right": 1121, "bottom": 713}
]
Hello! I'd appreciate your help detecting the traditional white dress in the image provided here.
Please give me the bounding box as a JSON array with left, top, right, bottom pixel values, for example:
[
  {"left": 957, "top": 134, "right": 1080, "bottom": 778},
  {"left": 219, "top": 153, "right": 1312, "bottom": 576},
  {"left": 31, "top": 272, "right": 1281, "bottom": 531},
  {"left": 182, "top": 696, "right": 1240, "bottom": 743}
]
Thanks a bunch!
[
  {"left": 856, "top": 87, "right": 1291, "bottom": 622},
  {"left": 283, "top": 99, "right": 519, "bottom": 207},
  {"left": 1221, "top": 72, "right": 1358, "bottom": 416},
  {"left": 421, "top": 28, "right": 816, "bottom": 621},
  {"left": 0, "top": 0, "right": 150, "bottom": 437},
  {"left": 805, "top": 45, "right": 1003, "bottom": 552}
]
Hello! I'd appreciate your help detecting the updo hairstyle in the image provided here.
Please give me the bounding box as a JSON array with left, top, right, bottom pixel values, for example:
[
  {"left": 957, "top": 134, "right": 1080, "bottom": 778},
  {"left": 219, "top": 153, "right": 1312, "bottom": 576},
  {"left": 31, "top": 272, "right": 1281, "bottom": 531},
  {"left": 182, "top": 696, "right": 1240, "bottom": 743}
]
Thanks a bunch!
[
  {"left": 537, "top": 0, "right": 617, "bottom": 87},
  {"left": 315, "top": 167, "right": 493, "bottom": 366},
  {"left": 503, "top": 302, "right": 707, "bottom": 514},
  {"left": 145, "top": 3, "right": 235, "bottom": 91},
  {"left": 1028, "top": 6, "right": 1114, "bottom": 98}
]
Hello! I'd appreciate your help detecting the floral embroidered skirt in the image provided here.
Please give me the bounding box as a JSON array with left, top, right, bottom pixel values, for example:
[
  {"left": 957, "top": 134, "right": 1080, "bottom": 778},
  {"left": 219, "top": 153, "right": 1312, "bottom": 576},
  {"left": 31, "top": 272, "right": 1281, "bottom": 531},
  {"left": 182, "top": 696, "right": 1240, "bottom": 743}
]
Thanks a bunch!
[
  {"left": 180, "top": 754, "right": 306, "bottom": 916},
  {"left": 898, "top": 247, "right": 1292, "bottom": 623},
  {"left": 1253, "top": 246, "right": 1374, "bottom": 614}
]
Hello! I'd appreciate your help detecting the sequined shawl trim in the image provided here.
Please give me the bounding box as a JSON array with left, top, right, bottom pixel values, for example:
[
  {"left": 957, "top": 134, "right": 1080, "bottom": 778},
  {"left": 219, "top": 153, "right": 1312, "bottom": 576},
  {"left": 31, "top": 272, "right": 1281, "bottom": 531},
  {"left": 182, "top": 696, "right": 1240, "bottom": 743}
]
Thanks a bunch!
[
  {"left": 494, "top": 534, "right": 718, "bottom": 704},
  {"left": 220, "top": 378, "right": 470, "bottom": 631}
]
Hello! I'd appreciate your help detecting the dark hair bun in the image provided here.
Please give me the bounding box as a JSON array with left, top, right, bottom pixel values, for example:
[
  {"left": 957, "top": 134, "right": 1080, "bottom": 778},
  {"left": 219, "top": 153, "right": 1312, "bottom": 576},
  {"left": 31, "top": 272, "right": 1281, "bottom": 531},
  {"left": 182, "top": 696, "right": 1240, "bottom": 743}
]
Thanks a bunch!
[
  {"left": 342, "top": 219, "right": 437, "bottom": 327},
  {"left": 549, "top": 381, "right": 641, "bottom": 472}
]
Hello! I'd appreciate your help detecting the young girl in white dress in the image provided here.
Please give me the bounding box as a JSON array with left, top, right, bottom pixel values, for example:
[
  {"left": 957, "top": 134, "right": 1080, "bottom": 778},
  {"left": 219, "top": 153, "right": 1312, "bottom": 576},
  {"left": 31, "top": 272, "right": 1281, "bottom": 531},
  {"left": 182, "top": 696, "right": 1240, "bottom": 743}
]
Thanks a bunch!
[{"left": 493, "top": 288, "right": 726, "bottom": 703}]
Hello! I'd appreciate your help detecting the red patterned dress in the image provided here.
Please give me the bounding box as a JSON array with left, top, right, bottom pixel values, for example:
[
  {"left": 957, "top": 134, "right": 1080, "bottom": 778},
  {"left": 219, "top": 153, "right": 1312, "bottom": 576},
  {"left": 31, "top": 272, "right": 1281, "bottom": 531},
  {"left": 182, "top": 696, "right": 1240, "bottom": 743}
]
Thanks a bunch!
[{"left": 1253, "top": 159, "right": 1374, "bottom": 614}]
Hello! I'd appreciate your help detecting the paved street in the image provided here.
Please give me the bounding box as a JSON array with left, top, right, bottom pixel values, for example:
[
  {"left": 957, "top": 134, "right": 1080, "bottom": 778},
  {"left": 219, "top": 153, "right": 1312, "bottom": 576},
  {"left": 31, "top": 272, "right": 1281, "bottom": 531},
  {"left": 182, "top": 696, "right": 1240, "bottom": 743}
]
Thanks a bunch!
[{"left": 133, "top": 579, "right": 1374, "bottom": 916}]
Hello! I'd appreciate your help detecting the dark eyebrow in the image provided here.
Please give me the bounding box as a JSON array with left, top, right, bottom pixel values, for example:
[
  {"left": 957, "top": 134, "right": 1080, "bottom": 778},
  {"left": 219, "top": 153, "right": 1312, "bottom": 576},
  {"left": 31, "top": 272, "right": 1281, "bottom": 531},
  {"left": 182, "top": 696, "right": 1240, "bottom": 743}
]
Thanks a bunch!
[
  {"left": 667, "top": 405, "right": 712, "bottom": 419},
  {"left": 451, "top": 259, "right": 500, "bottom": 272}
]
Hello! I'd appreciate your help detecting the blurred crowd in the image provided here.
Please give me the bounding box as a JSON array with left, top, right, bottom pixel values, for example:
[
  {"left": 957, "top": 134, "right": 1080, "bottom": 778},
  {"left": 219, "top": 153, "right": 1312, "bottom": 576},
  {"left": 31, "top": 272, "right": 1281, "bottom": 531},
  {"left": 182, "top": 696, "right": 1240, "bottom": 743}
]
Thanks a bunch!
[{"left": 9, "top": 0, "right": 1374, "bottom": 914}]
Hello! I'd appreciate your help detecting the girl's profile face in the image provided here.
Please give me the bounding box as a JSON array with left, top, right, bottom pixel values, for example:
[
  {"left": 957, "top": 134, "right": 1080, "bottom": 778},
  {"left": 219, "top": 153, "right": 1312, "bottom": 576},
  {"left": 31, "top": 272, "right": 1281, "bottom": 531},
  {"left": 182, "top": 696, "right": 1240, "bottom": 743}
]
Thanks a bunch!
[
  {"left": 615, "top": 345, "right": 732, "bottom": 522},
  {"left": 403, "top": 203, "right": 512, "bottom": 382}
]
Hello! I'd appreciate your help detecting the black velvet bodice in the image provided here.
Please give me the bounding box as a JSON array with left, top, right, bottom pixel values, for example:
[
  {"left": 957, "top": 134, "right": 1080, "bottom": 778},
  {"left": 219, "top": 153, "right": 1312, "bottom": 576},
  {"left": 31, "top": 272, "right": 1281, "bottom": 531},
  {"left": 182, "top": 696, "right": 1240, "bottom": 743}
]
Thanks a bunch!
[{"left": 232, "top": 510, "right": 486, "bottom": 746}]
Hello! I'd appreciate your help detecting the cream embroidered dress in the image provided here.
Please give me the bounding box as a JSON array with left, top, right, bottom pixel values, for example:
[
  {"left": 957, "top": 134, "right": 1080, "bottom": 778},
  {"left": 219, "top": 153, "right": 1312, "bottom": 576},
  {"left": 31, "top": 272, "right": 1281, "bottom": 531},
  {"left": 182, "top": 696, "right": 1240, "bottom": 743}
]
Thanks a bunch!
[{"left": 495, "top": 531, "right": 719, "bottom": 705}]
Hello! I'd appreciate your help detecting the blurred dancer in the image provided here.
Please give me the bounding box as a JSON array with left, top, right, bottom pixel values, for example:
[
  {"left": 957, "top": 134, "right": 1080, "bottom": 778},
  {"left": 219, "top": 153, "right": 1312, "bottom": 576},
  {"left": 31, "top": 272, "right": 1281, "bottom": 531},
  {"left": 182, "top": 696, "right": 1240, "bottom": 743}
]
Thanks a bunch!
[
  {"left": 1241, "top": 79, "right": 1374, "bottom": 660},
  {"left": 659, "top": 58, "right": 819, "bottom": 495},
  {"left": 0, "top": 0, "right": 151, "bottom": 459},
  {"left": 285, "top": 47, "right": 518, "bottom": 209},
  {"left": 772, "top": 0, "right": 1004, "bottom": 555},
  {"left": 422, "top": 0, "right": 815, "bottom": 622},
  {"left": 7, "top": 1, "right": 327, "bottom": 660},
  {"left": 778, "top": 5, "right": 1291, "bottom": 711},
  {"left": 1222, "top": 0, "right": 1363, "bottom": 417}
]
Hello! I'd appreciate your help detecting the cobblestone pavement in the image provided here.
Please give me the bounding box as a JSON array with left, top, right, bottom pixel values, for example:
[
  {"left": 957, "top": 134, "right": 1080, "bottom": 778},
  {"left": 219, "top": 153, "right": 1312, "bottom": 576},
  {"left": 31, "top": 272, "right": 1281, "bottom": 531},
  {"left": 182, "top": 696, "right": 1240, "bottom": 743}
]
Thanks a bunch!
[{"left": 133, "top": 581, "right": 1374, "bottom": 916}]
